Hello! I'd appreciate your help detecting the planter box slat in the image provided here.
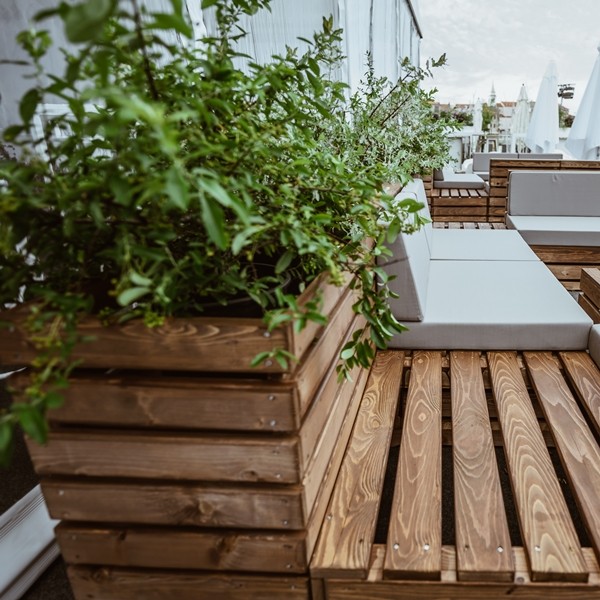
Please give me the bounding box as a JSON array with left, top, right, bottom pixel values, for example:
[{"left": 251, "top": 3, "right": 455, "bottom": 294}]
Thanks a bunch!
[
  {"left": 57, "top": 524, "right": 309, "bottom": 573},
  {"left": 42, "top": 479, "right": 307, "bottom": 530},
  {"left": 0, "top": 272, "right": 351, "bottom": 374},
  {"left": 67, "top": 566, "right": 310, "bottom": 600}
]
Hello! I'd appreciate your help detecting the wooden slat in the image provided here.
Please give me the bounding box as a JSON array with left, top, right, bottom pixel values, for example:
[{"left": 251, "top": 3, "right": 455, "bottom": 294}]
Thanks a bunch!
[
  {"left": 324, "top": 546, "right": 600, "bottom": 599},
  {"left": 383, "top": 351, "right": 442, "bottom": 580},
  {"left": 57, "top": 524, "right": 308, "bottom": 573},
  {"left": 487, "top": 352, "right": 588, "bottom": 582},
  {"left": 0, "top": 272, "right": 351, "bottom": 374},
  {"left": 42, "top": 479, "right": 306, "bottom": 530},
  {"left": 28, "top": 431, "right": 301, "bottom": 483},
  {"left": 525, "top": 352, "right": 600, "bottom": 561},
  {"left": 532, "top": 246, "right": 600, "bottom": 264},
  {"left": 311, "top": 351, "right": 404, "bottom": 578},
  {"left": 581, "top": 268, "right": 600, "bottom": 308},
  {"left": 68, "top": 567, "right": 310, "bottom": 600},
  {"left": 548, "top": 265, "right": 585, "bottom": 281},
  {"left": 579, "top": 294, "right": 600, "bottom": 323},
  {"left": 450, "top": 351, "right": 514, "bottom": 582},
  {"left": 560, "top": 351, "right": 600, "bottom": 436}
]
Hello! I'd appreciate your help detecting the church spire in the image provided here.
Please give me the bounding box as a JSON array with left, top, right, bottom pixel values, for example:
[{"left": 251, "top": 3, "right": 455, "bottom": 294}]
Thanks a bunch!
[{"left": 489, "top": 83, "right": 496, "bottom": 106}]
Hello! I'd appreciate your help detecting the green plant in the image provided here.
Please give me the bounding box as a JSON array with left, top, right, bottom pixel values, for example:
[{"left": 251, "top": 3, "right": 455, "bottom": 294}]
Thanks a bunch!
[{"left": 0, "top": 0, "right": 453, "bottom": 463}]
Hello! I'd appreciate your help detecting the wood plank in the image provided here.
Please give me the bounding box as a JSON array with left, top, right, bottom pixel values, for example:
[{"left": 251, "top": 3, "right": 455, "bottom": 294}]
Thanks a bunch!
[
  {"left": 549, "top": 264, "right": 585, "bottom": 281},
  {"left": 581, "top": 268, "right": 600, "bottom": 309},
  {"left": 532, "top": 246, "right": 600, "bottom": 263},
  {"left": 311, "top": 352, "right": 404, "bottom": 578},
  {"left": 48, "top": 374, "right": 300, "bottom": 432},
  {"left": 487, "top": 352, "right": 588, "bottom": 582},
  {"left": 324, "top": 546, "right": 600, "bottom": 599},
  {"left": 42, "top": 479, "right": 306, "bottom": 530},
  {"left": 28, "top": 431, "right": 301, "bottom": 483},
  {"left": 304, "top": 361, "right": 372, "bottom": 557},
  {"left": 68, "top": 567, "right": 310, "bottom": 600},
  {"left": 384, "top": 351, "right": 442, "bottom": 580},
  {"left": 429, "top": 197, "right": 487, "bottom": 207},
  {"left": 450, "top": 351, "right": 514, "bottom": 582},
  {"left": 560, "top": 351, "right": 600, "bottom": 437},
  {"left": 525, "top": 352, "right": 600, "bottom": 561},
  {"left": 579, "top": 294, "right": 600, "bottom": 323},
  {"left": 57, "top": 524, "right": 309, "bottom": 573},
  {"left": 0, "top": 272, "right": 351, "bottom": 374}
]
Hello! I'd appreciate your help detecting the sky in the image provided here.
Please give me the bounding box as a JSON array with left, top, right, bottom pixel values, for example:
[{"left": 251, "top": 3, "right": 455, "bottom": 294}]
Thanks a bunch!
[{"left": 418, "top": 0, "right": 600, "bottom": 114}]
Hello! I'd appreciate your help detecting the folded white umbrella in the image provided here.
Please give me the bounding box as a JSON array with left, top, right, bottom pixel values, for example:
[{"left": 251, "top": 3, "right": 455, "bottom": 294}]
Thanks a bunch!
[
  {"left": 566, "top": 43, "right": 600, "bottom": 160},
  {"left": 511, "top": 84, "right": 530, "bottom": 151},
  {"left": 525, "top": 61, "right": 559, "bottom": 153}
]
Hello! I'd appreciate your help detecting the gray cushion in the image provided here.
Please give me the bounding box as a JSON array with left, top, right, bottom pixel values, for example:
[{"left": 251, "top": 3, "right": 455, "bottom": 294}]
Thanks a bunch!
[
  {"left": 506, "top": 215, "right": 600, "bottom": 246},
  {"left": 472, "top": 152, "right": 518, "bottom": 173},
  {"left": 387, "top": 260, "right": 591, "bottom": 349},
  {"left": 588, "top": 325, "right": 600, "bottom": 368},
  {"left": 379, "top": 179, "right": 432, "bottom": 321},
  {"left": 508, "top": 171, "right": 600, "bottom": 216},
  {"left": 473, "top": 170, "right": 490, "bottom": 182},
  {"left": 431, "top": 229, "right": 539, "bottom": 261},
  {"left": 433, "top": 173, "right": 486, "bottom": 189}
]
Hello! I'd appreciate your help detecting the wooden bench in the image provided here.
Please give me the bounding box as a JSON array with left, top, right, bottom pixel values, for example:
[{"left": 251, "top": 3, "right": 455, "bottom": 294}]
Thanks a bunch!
[{"left": 311, "top": 349, "right": 600, "bottom": 598}]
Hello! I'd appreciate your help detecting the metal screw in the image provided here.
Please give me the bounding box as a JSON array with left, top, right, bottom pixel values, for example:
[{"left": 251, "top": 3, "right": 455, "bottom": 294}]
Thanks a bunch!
[
  {"left": 423, "top": 543, "right": 430, "bottom": 552},
  {"left": 393, "top": 543, "right": 400, "bottom": 550},
  {"left": 535, "top": 545, "right": 541, "bottom": 552},
  {"left": 326, "top": 514, "right": 332, "bottom": 521},
  {"left": 264, "top": 360, "right": 273, "bottom": 367},
  {"left": 286, "top": 563, "right": 292, "bottom": 569},
  {"left": 270, "top": 419, "right": 277, "bottom": 427},
  {"left": 263, "top": 331, "right": 271, "bottom": 338},
  {"left": 497, "top": 546, "right": 504, "bottom": 553},
  {"left": 282, "top": 520, "right": 289, "bottom": 526},
  {"left": 268, "top": 395, "right": 276, "bottom": 401},
  {"left": 275, "top": 473, "right": 282, "bottom": 479},
  {"left": 58, "top": 490, "right": 65, "bottom": 496}
]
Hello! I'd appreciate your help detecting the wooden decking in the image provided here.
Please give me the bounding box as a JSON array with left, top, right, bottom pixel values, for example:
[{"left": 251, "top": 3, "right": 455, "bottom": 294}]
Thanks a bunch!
[
  {"left": 428, "top": 187, "right": 494, "bottom": 223},
  {"left": 311, "top": 350, "right": 600, "bottom": 599}
]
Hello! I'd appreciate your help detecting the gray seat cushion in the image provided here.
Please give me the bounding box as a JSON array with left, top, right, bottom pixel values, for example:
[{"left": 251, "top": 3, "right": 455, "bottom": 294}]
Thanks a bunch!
[
  {"left": 472, "top": 152, "right": 518, "bottom": 173},
  {"left": 433, "top": 173, "right": 485, "bottom": 189},
  {"left": 387, "top": 260, "right": 591, "bottom": 350},
  {"left": 506, "top": 215, "right": 600, "bottom": 246},
  {"left": 431, "top": 229, "right": 539, "bottom": 261}
]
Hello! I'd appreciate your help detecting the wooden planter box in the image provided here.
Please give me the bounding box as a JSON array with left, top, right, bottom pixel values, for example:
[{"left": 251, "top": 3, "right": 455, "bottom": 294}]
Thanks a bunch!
[{"left": 0, "top": 274, "right": 371, "bottom": 599}]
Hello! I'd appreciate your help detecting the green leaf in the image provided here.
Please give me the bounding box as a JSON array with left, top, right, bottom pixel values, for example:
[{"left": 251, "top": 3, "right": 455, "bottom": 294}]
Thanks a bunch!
[
  {"left": 45, "top": 391, "right": 65, "bottom": 409},
  {"left": 64, "top": 0, "right": 116, "bottom": 43},
  {"left": 130, "top": 271, "right": 153, "bottom": 287},
  {"left": 19, "top": 89, "right": 41, "bottom": 124},
  {"left": 165, "top": 166, "right": 190, "bottom": 211},
  {"left": 15, "top": 405, "right": 48, "bottom": 444},
  {"left": 200, "top": 197, "right": 227, "bottom": 250},
  {"left": 150, "top": 13, "right": 193, "bottom": 38},
  {"left": 201, "top": 0, "right": 219, "bottom": 7},
  {"left": 275, "top": 250, "right": 294, "bottom": 275},
  {"left": 117, "top": 286, "right": 151, "bottom": 306},
  {"left": 0, "top": 422, "right": 14, "bottom": 467},
  {"left": 250, "top": 351, "right": 272, "bottom": 368}
]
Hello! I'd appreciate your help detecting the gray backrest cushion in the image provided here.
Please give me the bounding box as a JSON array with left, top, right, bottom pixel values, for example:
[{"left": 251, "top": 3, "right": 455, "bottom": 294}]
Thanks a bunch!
[
  {"left": 378, "top": 179, "right": 431, "bottom": 321},
  {"left": 508, "top": 170, "right": 600, "bottom": 216},
  {"left": 472, "top": 152, "right": 518, "bottom": 172}
]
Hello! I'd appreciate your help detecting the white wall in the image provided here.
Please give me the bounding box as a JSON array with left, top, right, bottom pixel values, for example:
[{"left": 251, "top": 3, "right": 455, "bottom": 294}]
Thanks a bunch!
[{"left": 0, "top": 0, "right": 422, "bottom": 133}]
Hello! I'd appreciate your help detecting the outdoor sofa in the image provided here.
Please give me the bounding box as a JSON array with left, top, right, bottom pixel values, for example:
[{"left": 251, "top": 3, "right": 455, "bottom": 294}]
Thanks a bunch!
[
  {"left": 469, "top": 151, "right": 563, "bottom": 181},
  {"left": 379, "top": 178, "right": 592, "bottom": 349}
]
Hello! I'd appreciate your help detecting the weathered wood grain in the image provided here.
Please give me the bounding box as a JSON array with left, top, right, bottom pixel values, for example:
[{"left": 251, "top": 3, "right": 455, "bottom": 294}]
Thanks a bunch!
[
  {"left": 28, "top": 432, "right": 301, "bottom": 483},
  {"left": 384, "top": 351, "right": 442, "bottom": 580},
  {"left": 560, "top": 351, "right": 600, "bottom": 437},
  {"left": 450, "top": 351, "right": 514, "bottom": 582},
  {"left": 525, "top": 352, "right": 600, "bottom": 562},
  {"left": 581, "top": 268, "right": 600, "bottom": 309},
  {"left": 42, "top": 479, "right": 306, "bottom": 530},
  {"left": 57, "top": 524, "right": 308, "bottom": 573},
  {"left": 324, "top": 545, "right": 600, "bottom": 599},
  {"left": 311, "top": 352, "right": 404, "bottom": 578},
  {"left": 487, "top": 352, "right": 588, "bottom": 582},
  {"left": 0, "top": 271, "right": 351, "bottom": 373},
  {"left": 68, "top": 567, "right": 310, "bottom": 600},
  {"left": 578, "top": 294, "right": 600, "bottom": 324}
]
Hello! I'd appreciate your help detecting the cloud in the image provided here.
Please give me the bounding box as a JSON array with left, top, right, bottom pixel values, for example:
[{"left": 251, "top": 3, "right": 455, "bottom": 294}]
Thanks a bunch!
[{"left": 419, "top": 0, "right": 600, "bottom": 112}]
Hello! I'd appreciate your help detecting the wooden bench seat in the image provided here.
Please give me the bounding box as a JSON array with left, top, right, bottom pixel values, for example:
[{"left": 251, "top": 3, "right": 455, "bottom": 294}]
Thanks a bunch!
[{"left": 311, "top": 350, "right": 600, "bottom": 598}]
